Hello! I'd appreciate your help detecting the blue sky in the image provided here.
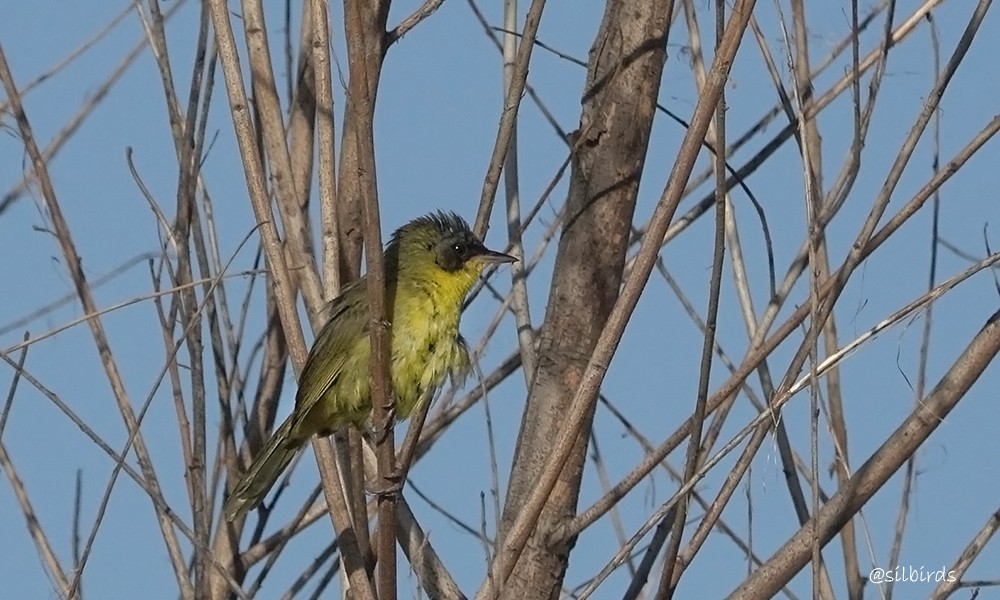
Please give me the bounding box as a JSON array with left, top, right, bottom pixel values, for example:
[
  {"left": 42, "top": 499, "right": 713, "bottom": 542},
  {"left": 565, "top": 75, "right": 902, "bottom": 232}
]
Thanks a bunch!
[{"left": 2, "top": 1, "right": 999, "bottom": 598}]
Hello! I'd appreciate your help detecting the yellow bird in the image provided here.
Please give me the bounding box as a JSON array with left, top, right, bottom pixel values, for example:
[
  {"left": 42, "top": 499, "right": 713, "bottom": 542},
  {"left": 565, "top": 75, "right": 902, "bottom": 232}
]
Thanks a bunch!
[{"left": 224, "top": 211, "right": 514, "bottom": 521}]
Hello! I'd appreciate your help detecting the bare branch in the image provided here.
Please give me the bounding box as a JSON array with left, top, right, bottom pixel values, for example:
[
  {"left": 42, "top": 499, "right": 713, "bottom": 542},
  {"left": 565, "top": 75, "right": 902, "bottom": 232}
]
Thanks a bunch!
[{"left": 730, "top": 308, "right": 1000, "bottom": 599}]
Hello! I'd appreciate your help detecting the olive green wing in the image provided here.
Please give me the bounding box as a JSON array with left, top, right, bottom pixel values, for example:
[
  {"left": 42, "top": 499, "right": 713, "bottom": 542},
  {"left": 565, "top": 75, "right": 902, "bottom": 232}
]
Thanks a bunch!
[{"left": 290, "top": 278, "right": 370, "bottom": 436}]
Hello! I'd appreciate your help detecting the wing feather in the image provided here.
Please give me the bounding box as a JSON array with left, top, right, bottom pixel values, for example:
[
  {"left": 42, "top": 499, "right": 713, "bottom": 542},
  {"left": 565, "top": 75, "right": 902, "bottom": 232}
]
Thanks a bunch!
[{"left": 290, "top": 278, "right": 369, "bottom": 436}]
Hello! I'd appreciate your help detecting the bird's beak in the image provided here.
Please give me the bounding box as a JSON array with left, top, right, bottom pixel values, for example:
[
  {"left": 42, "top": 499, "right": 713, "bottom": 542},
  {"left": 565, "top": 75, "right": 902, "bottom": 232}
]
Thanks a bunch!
[{"left": 475, "top": 246, "right": 517, "bottom": 264}]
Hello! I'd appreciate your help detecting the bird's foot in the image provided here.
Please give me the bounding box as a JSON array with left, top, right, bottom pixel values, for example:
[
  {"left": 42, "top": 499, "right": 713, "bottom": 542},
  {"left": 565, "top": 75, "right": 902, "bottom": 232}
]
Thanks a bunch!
[{"left": 365, "top": 468, "right": 404, "bottom": 498}]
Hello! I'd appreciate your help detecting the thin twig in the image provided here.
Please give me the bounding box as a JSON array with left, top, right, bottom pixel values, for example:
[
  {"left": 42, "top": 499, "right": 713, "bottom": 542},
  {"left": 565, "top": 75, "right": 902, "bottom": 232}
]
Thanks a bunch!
[
  {"left": 473, "top": 0, "right": 548, "bottom": 237},
  {"left": 929, "top": 507, "right": 1000, "bottom": 599},
  {"left": 730, "top": 306, "right": 1000, "bottom": 599},
  {"left": 0, "top": 440, "right": 73, "bottom": 598},
  {"left": 0, "top": 41, "right": 194, "bottom": 599},
  {"left": 386, "top": 0, "right": 447, "bottom": 45}
]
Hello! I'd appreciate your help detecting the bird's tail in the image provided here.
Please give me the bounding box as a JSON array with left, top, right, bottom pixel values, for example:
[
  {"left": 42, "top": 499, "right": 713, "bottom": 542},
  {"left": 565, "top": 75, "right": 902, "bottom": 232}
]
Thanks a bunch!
[{"left": 224, "top": 415, "right": 301, "bottom": 522}]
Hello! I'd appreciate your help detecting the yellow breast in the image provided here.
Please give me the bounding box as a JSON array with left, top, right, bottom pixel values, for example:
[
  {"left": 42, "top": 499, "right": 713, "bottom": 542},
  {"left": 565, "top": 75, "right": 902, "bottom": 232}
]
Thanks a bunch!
[{"left": 388, "top": 278, "right": 469, "bottom": 419}]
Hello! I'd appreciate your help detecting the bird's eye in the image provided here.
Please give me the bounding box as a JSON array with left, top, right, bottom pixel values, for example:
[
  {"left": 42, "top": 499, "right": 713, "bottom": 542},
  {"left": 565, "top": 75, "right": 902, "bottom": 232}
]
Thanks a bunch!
[{"left": 438, "top": 241, "right": 470, "bottom": 271}]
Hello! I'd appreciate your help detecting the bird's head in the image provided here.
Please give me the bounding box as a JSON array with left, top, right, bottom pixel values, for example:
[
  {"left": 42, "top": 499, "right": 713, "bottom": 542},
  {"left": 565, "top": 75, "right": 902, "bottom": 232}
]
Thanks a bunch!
[{"left": 386, "top": 211, "right": 515, "bottom": 294}]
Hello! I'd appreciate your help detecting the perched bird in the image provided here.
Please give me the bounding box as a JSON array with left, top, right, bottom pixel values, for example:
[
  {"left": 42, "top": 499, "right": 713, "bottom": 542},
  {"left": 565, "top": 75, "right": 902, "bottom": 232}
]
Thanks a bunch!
[{"left": 224, "top": 211, "right": 515, "bottom": 521}]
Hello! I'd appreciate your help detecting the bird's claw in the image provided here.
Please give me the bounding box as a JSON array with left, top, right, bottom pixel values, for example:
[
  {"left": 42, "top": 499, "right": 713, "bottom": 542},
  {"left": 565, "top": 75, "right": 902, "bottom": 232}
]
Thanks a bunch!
[{"left": 365, "top": 468, "right": 404, "bottom": 497}]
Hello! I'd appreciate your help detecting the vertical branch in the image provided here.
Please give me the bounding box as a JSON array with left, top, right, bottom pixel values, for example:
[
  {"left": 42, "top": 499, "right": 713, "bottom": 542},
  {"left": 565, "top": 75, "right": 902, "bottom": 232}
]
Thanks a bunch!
[
  {"left": 312, "top": 0, "right": 341, "bottom": 298},
  {"left": 685, "top": 5, "right": 780, "bottom": 586},
  {"left": 752, "top": 12, "right": 837, "bottom": 590},
  {"left": 788, "top": 0, "right": 823, "bottom": 190},
  {"left": 138, "top": 1, "right": 224, "bottom": 592},
  {"left": 501, "top": 0, "right": 536, "bottom": 385},
  {"left": 821, "top": 8, "right": 863, "bottom": 600},
  {"left": 773, "top": 2, "right": 832, "bottom": 597},
  {"left": 287, "top": 5, "right": 319, "bottom": 282},
  {"left": 180, "top": 11, "right": 214, "bottom": 593},
  {"left": 241, "top": 0, "right": 326, "bottom": 324},
  {"left": 335, "top": 0, "right": 389, "bottom": 584},
  {"left": 657, "top": 0, "right": 726, "bottom": 595},
  {"left": 343, "top": 0, "right": 394, "bottom": 597},
  {"left": 336, "top": 0, "right": 389, "bottom": 276},
  {"left": 805, "top": 5, "right": 864, "bottom": 600},
  {"left": 205, "top": 0, "right": 309, "bottom": 365}
]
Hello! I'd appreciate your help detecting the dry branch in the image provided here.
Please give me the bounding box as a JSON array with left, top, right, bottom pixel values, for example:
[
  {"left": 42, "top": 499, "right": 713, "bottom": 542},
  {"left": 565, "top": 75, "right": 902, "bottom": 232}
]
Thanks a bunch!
[{"left": 729, "top": 308, "right": 1000, "bottom": 599}]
